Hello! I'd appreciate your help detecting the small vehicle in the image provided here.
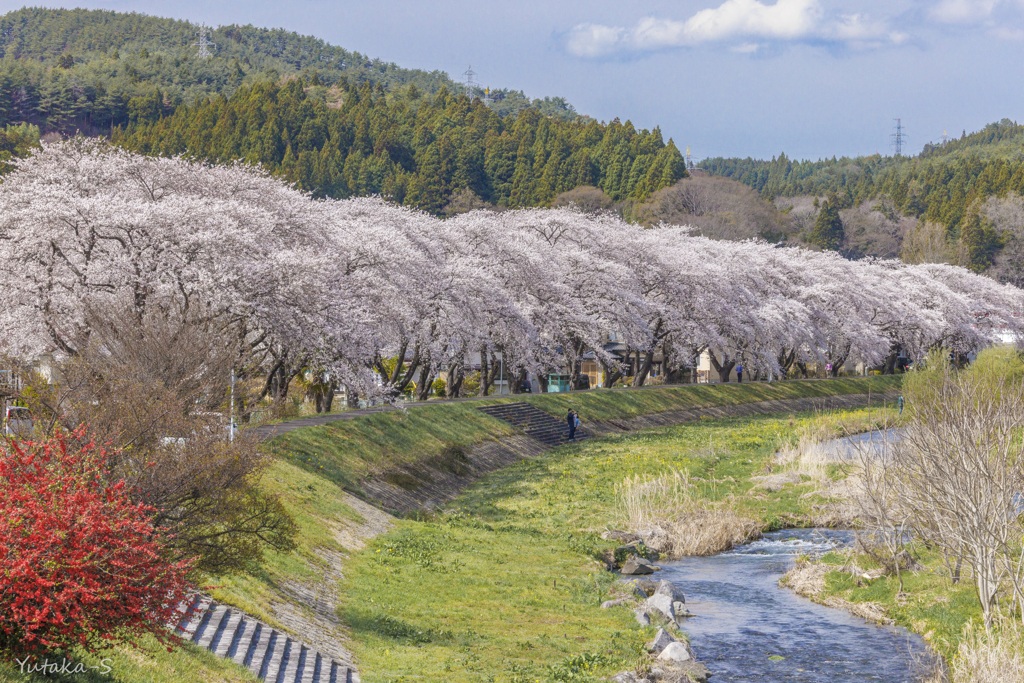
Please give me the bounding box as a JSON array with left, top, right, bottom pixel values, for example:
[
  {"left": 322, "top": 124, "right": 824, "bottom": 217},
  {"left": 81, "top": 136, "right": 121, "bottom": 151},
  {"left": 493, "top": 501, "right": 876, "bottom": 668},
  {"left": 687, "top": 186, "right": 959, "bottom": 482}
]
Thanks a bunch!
[{"left": 4, "top": 405, "right": 33, "bottom": 438}]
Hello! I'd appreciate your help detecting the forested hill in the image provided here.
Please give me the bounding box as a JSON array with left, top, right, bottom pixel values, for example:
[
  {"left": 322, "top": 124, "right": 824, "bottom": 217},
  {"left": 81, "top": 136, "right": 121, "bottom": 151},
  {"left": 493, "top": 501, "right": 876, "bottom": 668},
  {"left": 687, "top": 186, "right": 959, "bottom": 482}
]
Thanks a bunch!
[
  {"left": 701, "top": 119, "right": 1024, "bottom": 233},
  {"left": 113, "top": 79, "right": 686, "bottom": 212},
  {"left": 0, "top": 7, "right": 578, "bottom": 136}
]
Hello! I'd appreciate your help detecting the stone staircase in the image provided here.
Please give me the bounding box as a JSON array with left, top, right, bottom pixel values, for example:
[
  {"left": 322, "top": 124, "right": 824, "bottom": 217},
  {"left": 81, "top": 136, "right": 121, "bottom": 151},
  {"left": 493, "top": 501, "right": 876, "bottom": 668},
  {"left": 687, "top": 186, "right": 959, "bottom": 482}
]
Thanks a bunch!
[
  {"left": 172, "top": 595, "right": 358, "bottom": 683},
  {"left": 477, "top": 402, "right": 587, "bottom": 446}
]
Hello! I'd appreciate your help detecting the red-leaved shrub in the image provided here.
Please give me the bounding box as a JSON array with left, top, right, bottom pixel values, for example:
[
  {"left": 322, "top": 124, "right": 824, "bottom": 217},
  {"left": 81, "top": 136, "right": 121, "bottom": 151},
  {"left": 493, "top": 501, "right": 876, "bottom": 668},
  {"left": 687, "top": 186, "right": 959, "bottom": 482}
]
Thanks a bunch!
[{"left": 0, "top": 428, "right": 192, "bottom": 656}]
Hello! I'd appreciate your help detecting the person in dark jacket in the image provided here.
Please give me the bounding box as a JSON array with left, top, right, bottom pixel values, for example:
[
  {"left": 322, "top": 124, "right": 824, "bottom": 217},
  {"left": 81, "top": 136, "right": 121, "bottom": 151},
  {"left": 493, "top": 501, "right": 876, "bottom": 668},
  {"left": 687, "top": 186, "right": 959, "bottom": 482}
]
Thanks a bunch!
[{"left": 567, "top": 409, "right": 578, "bottom": 440}]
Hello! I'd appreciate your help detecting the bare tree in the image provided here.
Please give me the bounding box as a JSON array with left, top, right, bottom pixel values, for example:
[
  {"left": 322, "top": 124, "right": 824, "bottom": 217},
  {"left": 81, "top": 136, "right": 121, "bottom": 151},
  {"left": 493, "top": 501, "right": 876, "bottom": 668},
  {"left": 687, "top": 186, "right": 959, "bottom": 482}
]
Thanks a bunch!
[
  {"left": 885, "top": 352, "right": 1024, "bottom": 627},
  {"left": 21, "top": 306, "right": 296, "bottom": 575},
  {"left": 851, "top": 428, "right": 914, "bottom": 593}
]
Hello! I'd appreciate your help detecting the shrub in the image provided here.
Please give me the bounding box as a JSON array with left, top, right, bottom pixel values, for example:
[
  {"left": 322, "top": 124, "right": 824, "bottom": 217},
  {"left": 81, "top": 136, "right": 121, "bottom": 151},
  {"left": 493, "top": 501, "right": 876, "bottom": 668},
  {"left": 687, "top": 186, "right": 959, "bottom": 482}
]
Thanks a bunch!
[{"left": 0, "top": 429, "right": 192, "bottom": 656}]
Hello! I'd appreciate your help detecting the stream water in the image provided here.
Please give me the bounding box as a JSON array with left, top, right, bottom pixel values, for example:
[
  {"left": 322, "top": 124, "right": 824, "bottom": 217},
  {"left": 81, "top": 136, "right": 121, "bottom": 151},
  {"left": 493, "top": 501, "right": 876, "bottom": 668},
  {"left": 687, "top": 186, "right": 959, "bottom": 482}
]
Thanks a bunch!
[{"left": 659, "top": 528, "right": 934, "bottom": 682}]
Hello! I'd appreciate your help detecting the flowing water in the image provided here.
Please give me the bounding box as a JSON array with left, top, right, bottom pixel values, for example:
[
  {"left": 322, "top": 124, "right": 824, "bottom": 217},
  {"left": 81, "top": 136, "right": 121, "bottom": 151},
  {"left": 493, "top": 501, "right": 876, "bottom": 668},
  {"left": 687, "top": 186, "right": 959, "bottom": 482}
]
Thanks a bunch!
[{"left": 659, "top": 528, "right": 935, "bottom": 682}]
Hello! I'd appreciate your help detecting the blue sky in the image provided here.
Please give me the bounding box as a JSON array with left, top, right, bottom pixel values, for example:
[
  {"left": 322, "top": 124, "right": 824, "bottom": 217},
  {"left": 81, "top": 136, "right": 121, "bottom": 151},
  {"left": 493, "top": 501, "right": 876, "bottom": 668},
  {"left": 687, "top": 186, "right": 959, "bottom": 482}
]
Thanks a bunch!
[{"left": 3, "top": 0, "right": 1024, "bottom": 161}]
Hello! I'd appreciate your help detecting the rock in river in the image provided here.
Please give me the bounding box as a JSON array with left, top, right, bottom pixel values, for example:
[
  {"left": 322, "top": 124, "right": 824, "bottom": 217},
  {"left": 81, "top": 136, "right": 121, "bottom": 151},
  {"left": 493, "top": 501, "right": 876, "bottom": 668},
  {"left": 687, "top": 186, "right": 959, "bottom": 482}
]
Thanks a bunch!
[{"left": 621, "top": 557, "right": 658, "bottom": 575}]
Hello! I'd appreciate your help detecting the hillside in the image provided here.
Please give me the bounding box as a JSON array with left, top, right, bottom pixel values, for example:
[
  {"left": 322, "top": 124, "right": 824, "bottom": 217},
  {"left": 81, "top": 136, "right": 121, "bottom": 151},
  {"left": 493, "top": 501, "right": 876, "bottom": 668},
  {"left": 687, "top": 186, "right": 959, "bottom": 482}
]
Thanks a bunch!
[
  {"left": 0, "top": 7, "right": 577, "bottom": 137},
  {"left": 112, "top": 78, "right": 685, "bottom": 210},
  {"left": 0, "top": 8, "right": 685, "bottom": 212},
  {"left": 701, "top": 119, "right": 1024, "bottom": 280}
]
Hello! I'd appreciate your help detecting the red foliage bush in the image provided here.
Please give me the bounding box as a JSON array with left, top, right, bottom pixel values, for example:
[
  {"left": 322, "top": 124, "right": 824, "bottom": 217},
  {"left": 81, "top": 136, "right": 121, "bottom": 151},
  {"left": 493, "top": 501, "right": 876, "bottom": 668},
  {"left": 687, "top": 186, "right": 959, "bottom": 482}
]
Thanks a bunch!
[{"left": 0, "top": 428, "right": 192, "bottom": 656}]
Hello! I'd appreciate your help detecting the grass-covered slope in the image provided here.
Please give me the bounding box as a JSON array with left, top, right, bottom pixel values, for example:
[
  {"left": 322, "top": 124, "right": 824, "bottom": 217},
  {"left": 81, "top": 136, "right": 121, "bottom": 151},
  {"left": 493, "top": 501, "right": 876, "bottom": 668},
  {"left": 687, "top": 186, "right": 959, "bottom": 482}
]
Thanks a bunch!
[
  {"left": 339, "top": 405, "right": 896, "bottom": 681},
  {"left": 268, "top": 377, "right": 900, "bottom": 493},
  {"left": 0, "top": 377, "right": 897, "bottom": 682}
]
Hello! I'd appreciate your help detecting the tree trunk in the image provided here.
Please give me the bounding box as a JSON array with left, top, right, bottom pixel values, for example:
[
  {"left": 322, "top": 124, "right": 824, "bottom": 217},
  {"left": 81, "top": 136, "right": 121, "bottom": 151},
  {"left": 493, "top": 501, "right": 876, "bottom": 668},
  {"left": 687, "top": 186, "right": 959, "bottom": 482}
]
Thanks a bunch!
[
  {"left": 394, "top": 342, "right": 421, "bottom": 394},
  {"left": 446, "top": 356, "right": 465, "bottom": 398},
  {"left": 567, "top": 349, "right": 583, "bottom": 391},
  {"left": 707, "top": 350, "right": 735, "bottom": 383},
  {"left": 510, "top": 367, "right": 527, "bottom": 394},
  {"left": 633, "top": 350, "right": 655, "bottom": 387},
  {"left": 416, "top": 363, "right": 434, "bottom": 401},
  {"left": 777, "top": 348, "right": 797, "bottom": 377},
  {"left": 600, "top": 357, "right": 623, "bottom": 388},
  {"left": 478, "top": 345, "right": 491, "bottom": 396}
]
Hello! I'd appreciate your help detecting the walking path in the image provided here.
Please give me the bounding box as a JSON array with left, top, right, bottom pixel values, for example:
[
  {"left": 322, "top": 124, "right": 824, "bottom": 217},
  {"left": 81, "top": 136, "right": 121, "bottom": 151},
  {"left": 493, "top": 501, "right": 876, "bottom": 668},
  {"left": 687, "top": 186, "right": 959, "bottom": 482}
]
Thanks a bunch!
[{"left": 196, "top": 389, "right": 892, "bottom": 682}]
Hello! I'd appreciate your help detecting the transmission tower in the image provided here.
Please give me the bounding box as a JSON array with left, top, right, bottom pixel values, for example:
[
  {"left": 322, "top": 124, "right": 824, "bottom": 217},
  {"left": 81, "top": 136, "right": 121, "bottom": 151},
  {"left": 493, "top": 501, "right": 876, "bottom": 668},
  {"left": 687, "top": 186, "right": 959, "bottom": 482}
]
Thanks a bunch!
[
  {"left": 462, "top": 65, "right": 478, "bottom": 98},
  {"left": 941, "top": 129, "right": 949, "bottom": 145},
  {"left": 890, "top": 118, "right": 907, "bottom": 157},
  {"left": 194, "top": 25, "right": 216, "bottom": 59},
  {"left": 685, "top": 146, "right": 693, "bottom": 169}
]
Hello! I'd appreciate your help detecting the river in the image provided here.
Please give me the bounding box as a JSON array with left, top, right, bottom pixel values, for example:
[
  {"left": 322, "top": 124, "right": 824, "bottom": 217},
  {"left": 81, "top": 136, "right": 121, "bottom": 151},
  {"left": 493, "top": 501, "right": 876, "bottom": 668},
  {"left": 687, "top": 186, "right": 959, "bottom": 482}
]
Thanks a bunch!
[{"left": 658, "top": 528, "right": 935, "bottom": 682}]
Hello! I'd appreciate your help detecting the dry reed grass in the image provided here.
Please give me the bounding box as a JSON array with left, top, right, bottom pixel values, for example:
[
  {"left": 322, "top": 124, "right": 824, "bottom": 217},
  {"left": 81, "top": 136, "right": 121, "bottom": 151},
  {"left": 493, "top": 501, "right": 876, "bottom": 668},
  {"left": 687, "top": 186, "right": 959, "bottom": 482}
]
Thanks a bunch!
[
  {"left": 771, "top": 430, "right": 835, "bottom": 485},
  {"left": 951, "top": 622, "right": 1024, "bottom": 683},
  {"left": 616, "top": 470, "right": 760, "bottom": 558}
]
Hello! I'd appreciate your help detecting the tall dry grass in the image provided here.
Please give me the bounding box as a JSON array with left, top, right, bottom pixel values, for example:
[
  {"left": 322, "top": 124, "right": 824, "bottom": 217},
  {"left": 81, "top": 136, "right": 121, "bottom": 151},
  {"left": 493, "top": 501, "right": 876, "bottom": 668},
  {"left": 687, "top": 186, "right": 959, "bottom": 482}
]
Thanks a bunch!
[
  {"left": 616, "top": 470, "right": 759, "bottom": 557},
  {"left": 951, "top": 622, "right": 1024, "bottom": 683},
  {"left": 771, "top": 430, "right": 833, "bottom": 484}
]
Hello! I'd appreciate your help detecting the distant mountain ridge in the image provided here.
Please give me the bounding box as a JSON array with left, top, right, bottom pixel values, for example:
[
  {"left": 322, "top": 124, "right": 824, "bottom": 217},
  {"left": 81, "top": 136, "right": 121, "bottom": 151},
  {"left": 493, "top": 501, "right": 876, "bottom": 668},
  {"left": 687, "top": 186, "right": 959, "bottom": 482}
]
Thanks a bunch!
[
  {"left": 700, "top": 119, "right": 1024, "bottom": 281},
  {"left": 0, "top": 6, "right": 578, "bottom": 136}
]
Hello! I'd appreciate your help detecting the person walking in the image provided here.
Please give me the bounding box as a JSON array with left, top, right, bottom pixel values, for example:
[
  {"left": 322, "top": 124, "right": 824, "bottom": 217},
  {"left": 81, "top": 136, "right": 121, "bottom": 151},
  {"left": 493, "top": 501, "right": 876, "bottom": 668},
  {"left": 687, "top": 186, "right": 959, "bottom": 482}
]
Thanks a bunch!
[
  {"left": 897, "top": 395, "right": 905, "bottom": 415},
  {"left": 567, "top": 409, "right": 579, "bottom": 440},
  {"left": 736, "top": 363, "right": 744, "bottom": 383}
]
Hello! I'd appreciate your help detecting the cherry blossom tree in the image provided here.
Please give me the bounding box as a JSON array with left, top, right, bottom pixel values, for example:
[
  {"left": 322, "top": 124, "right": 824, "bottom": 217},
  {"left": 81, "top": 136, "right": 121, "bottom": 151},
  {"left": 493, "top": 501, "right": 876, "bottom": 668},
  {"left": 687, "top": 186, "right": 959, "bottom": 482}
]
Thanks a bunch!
[{"left": 1, "top": 138, "right": 1021, "bottom": 404}]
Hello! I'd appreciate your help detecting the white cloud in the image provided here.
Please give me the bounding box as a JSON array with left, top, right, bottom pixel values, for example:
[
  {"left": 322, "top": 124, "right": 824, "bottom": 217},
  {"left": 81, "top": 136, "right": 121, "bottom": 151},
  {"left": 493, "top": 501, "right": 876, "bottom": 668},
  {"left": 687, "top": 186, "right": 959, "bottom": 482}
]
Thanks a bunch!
[
  {"left": 564, "top": 0, "right": 902, "bottom": 57},
  {"left": 928, "top": 0, "right": 1000, "bottom": 24},
  {"left": 564, "top": 23, "right": 625, "bottom": 58},
  {"left": 682, "top": 0, "right": 822, "bottom": 42}
]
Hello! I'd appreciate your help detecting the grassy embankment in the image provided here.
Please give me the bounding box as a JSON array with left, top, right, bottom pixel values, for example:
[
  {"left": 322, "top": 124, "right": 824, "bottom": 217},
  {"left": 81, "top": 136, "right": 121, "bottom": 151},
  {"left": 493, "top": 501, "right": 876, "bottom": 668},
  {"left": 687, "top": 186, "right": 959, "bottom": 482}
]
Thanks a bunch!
[
  {"left": 792, "top": 549, "right": 980, "bottom": 664},
  {"left": 337, "top": 406, "right": 899, "bottom": 681},
  {"left": 0, "top": 376, "right": 898, "bottom": 682}
]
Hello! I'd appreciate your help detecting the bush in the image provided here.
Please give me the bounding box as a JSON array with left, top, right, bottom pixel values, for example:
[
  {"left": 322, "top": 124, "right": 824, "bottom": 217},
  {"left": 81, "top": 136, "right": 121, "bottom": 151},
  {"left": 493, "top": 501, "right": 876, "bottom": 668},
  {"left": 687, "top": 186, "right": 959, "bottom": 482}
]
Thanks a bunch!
[
  {"left": 431, "top": 377, "right": 447, "bottom": 398},
  {"left": 0, "top": 429, "right": 192, "bottom": 656}
]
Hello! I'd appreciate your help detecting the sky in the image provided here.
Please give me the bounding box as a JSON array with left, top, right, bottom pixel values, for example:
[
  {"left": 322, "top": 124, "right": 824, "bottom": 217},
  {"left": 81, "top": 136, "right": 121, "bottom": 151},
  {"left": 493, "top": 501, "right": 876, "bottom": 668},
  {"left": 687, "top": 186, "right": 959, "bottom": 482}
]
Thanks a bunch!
[{"left": 3, "top": 0, "right": 1024, "bottom": 161}]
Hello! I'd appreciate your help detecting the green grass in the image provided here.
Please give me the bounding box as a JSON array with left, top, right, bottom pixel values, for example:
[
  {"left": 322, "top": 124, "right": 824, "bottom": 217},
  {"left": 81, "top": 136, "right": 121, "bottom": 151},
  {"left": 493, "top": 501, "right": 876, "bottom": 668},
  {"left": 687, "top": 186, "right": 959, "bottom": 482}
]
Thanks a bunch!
[
  {"left": 264, "top": 403, "right": 517, "bottom": 492},
  {"left": 205, "top": 457, "right": 366, "bottom": 625},
  {"left": 267, "top": 377, "right": 901, "bottom": 494},
  {"left": 1, "top": 378, "right": 898, "bottom": 682},
  {"left": 338, "top": 407, "right": 890, "bottom": 682},
  {"left": 515, "top": 376, "right": 901, "bottom": 421},
  {"left": 814, "top": 547, "right": 982, "bottom": 662}
]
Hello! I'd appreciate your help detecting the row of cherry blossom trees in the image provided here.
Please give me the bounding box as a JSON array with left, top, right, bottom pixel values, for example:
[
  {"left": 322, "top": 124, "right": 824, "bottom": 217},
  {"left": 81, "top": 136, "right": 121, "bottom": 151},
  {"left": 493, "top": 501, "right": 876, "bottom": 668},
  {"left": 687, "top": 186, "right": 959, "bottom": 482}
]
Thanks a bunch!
[{"left": 1, "top": 139, "right": 1021, "bottom": 406}]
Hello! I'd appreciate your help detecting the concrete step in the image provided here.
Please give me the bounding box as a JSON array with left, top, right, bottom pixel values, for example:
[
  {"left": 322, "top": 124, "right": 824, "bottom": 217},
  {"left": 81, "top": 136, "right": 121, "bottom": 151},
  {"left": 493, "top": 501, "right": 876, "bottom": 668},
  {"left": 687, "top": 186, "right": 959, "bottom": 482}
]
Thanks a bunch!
[
  {"left": 212, "top": 609, "right": 243, "bottom": 657},
  {"left": 248, "top": 625, "right": 275, "bottom": 677},
  {"left": 176, "top": 595, "right": 213, "bottom": 640},
  {"left": 260, "top": 630, "right": 285, "bottom": 681},
  {"left": 228, "top": 617, "right": 257, "bottom": 665},
  {"left": 276, "top": 639, "right": 299, "bottom": 682},
  {"left": 195, "top": 604, "right": 229, "bottom": 647},
  {"left": 168, "top": 594, "right": 356, "bottom": 683}
]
